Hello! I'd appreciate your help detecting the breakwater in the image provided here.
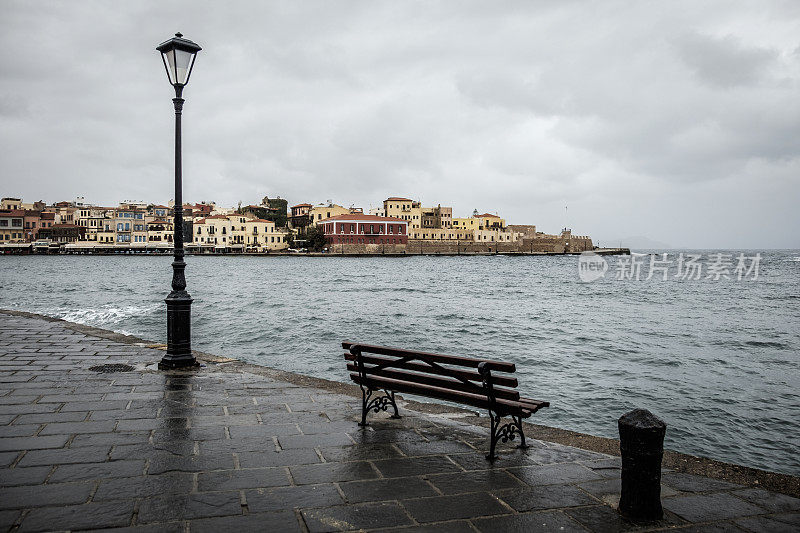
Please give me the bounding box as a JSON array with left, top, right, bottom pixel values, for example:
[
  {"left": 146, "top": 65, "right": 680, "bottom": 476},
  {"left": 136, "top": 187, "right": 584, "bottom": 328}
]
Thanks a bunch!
[{"left": 1, "top": 243, "right": 630, "bottom": 256}]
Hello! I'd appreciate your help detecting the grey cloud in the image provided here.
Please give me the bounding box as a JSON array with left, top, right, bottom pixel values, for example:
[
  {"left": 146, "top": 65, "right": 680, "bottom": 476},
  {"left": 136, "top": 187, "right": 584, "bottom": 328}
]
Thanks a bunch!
[{"left": 673, "top": 32, "right": 777, "bottom": 88}]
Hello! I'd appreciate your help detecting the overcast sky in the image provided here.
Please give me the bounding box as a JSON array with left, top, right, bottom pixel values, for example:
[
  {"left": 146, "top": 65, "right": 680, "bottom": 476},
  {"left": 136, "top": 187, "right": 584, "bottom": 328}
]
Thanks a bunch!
[{"left": 1, "top": 1, "right": 798, "bottom": 248}]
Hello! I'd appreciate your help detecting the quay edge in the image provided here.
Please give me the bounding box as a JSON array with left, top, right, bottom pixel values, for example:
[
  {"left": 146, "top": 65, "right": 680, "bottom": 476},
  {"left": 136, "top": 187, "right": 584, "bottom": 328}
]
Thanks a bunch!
[{"left": 1, "top": 244, "right": 632, "bottom": 257}]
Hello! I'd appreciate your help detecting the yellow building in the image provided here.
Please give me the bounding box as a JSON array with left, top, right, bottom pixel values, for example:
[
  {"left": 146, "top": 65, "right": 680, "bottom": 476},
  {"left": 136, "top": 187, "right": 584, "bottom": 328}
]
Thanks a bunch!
[
  {"left": 96, "top": 218, "right": 116, "bottom": 245},
  {"left": 245, "top": 219, "right": 289, "bottom": 251},
  {"left": 474, "top": 213, "right": 505, "bottom": 230},
  {"left": 227, "top": 215, "right": 251, "bottom": 251},
  {"left": 452, "top": 213, "right": 506, "bottom": 231},
  {"left": 74, "top": 207, "right": 115, "bottom": 243},
  {"left": 193, "top": 215, "right": 232, "bottom": 249},
  {"left": 1, "top": 198, "right": 22, "bottom": 210},
  {"left": 146, "top": 218, "right": 173, "bottom": 246},
  {"left": 383, "top": 197, "right": 422, "bottom": 230},
  {"left": 310, "top": 203, "right": 351, "bottom": 225},
  {"left": 451, "top": 217, "right": 478, "bottom": 232},
  {"left": 412, "top": 213, "right": 517, "bottom": 242}
]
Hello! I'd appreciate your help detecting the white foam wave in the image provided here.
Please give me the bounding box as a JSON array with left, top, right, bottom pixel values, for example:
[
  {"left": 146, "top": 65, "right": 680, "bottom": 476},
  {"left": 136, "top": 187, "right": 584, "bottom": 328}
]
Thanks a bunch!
[{"left": 57, "top": 304, "right": 160, "bottom": 326}]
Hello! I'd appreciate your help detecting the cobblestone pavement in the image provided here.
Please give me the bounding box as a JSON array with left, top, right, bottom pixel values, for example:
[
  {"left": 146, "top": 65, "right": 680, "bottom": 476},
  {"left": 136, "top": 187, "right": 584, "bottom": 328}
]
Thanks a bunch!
[{"left": 1, "top": 312, "right": 799, "bottom": 532}]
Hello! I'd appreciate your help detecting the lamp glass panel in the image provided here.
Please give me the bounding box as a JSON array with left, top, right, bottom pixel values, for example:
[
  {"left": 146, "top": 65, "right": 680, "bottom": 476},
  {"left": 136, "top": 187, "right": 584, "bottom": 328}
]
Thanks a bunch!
[
  {"left": 173, "top": 49, "right": 195, "bottom": 85},
  {"left": 162, "top": 50, "right": 178, "bottom": 85}
]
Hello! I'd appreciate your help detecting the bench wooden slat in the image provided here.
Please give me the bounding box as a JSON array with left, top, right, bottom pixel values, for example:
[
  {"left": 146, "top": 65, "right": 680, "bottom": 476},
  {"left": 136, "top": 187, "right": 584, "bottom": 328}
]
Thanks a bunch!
[
  {"left": 351, "top": 373, "right": 533, "bottom": 417},
  {"left": 343, "top": 352, "right": 519, "bottom": 388},
  {"left": 343, "top": 341, "right": 516, "bottom": 373},
  {"left": 519, "top": 397, "right": 550, "bottom": 413},
  {"left": 346, "top": 363, "right": 521, "bottom": 402}
]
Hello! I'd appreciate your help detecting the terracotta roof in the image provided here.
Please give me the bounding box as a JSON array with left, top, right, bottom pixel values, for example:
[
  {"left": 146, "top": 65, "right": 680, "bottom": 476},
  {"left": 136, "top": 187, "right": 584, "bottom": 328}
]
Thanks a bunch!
[
  {"left": 476, "top": 213, "right": 501, "bottom": 218},
  {"left": 0, "top": 209, "right": 25, "bottom": 217},
  {"left": 292, "top": 203, "right": 312, "bottom": 208},
  {"left": 40, "top": 212, "right": 55, "bottom": 220},
  {"left": 205, "top": 215, "right": 229, "bottom": 220},
  {"left": 321, "top": 214, "right": 407, "bottom": 223},
  {"left": 194, "top": 218, "right": 206, "bottom": 224},
  {"left": 247, "top": 219, "right": 273, "bottom": 224},
  {"left": 152, "top": 205, "right": 168, "bottom": 208},
  {"left": 385, "top": 197, "right": 412, "bottom": 202}
]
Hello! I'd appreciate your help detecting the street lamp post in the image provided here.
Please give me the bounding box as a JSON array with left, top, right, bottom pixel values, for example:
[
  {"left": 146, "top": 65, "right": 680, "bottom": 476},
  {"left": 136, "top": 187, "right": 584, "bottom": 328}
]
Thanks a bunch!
[{"left": 156, "top": 33, "right": 202, "bottom": 369}]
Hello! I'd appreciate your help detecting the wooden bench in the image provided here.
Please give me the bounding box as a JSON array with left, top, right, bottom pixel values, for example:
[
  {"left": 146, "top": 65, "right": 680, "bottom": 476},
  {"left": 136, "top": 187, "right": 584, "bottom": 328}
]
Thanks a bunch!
[{"left": 342, "top": 341, "right": 550, "bottom": 460}]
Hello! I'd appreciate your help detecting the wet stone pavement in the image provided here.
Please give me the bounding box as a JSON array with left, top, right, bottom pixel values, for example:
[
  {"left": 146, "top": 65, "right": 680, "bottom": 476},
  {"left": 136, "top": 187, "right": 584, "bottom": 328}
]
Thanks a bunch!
[{"left": 1, "top": 312, "right": 799, "bottom": 532}]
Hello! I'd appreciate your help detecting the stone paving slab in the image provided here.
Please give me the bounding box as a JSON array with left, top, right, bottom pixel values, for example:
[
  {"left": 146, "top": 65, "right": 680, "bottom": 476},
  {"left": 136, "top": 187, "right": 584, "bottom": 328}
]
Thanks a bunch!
[{"left": 1, "top": 311, "right": 799, "bottom": 532}]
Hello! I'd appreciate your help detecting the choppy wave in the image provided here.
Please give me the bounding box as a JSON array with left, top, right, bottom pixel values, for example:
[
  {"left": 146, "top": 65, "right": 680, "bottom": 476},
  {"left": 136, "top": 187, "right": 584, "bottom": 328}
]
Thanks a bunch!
[{"left": 57, "top": 304, "right": 161, "bottom": 327}]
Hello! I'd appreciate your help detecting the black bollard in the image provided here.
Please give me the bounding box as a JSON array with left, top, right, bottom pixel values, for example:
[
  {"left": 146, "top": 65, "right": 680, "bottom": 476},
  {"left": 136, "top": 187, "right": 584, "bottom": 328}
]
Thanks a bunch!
[{"left": 618, "top": 408, "right": 666, "bottom": 522}]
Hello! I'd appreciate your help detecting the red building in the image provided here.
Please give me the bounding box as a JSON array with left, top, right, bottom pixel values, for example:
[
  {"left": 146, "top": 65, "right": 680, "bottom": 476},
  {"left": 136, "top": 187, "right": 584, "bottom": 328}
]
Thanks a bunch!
[
  {"left": 290, "top": 203, "right": 312, "bottom": 231},
  {"left": 321, "top": 214, "right": 408, "bottom": 245}
]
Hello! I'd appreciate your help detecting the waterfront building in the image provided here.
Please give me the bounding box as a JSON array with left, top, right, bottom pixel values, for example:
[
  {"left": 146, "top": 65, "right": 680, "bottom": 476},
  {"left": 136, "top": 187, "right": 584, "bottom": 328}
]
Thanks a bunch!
[
  {"left": 1, "top": 198, "right": 22, "bottom": 210},
  {"left": 192, "top": 214, "right": 289, "bottom": 252},
  {"left": 75, "top": 206, "right": 115, "bottom": 243},
  {"left": 383, "top": 197, "right": 421, "bottom": 229},
  {"left": 113, "top": 207, "right": 145, "bottom": 245},
  {"left": 96, "top": 216, "right": 116, "bottom": 245},
  {"left": 147, "top": 219, "right": 173, "bottom": 245},
  {"left": 289, "top": 203, "right": 312, "bottom": 232},
  {"left": 0, "top": 209, "right": 25, "bottom": 242},
  {"left": 421, "top": 205, "right": 453, "bottom": 229},
  {"left": 228, "top": 215, "right": 251, "bottom": 250},
  {"left": 474, "top": 213, "right": 505, "bottom": 230},
  {"left": 383, "top": 198, "right": 456, "bottom": 232},
  {"left": 149, "top": 205, "right": 170, "bottom": 219},
  {"left": 22, "top": 208, "right": 56, "bottom": 242},
  {"left": 210, "top": 206, "right": 237, "bottom": 216},
  {"left": 452, "top": 214, "right": 505, "bottom": 232},
  {"left": 190, "top": 202, "right": 214, "bottom": 219},
  {"left": 38, "top": 224, "right": 85, "bottom": 244},
  {"left": 120, "top": 200, "right": 147, "bottom": 210},
  {"left": 22, "top": 210, "right": 41, "bottom": 242},
  {"left": 21, "top": 200, "right": 47, "bottom": 211},
  {"left": 193, "top": 214, "right": 231, "bottom": 249},
  {"left": 321, "top": 214, "right": 408, "bottom": 245},
  {"left": 46, "top": 204, "right": 77, "bottom": 225},
  {"left": 310, "top": 202, "right": 351, "bottom": 225},
  {"left": 245, "top": 219, "right": 289, "bottom": 251}
]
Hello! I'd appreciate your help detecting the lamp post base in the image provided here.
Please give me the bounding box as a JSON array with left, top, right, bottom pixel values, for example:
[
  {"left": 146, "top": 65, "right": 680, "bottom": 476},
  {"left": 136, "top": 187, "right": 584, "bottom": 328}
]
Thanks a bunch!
[{"left": 160, "top": 290, "right": 195, "bottom": 369}]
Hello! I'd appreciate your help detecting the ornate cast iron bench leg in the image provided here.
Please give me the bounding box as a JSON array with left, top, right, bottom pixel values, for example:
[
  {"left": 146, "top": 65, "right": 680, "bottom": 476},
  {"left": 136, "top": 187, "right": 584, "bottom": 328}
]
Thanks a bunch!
[
  {"left": 480, "top": 362, "right": 527, "bottom": 460},
  {"left": 352, "top": 345, "right": 401, "bottom": 427},
  {"left": 487, "top": 411, "right": 525, "bottom": 460},
  {"left": 359, "top": 387, "right": 400, "bottom": 427}
]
